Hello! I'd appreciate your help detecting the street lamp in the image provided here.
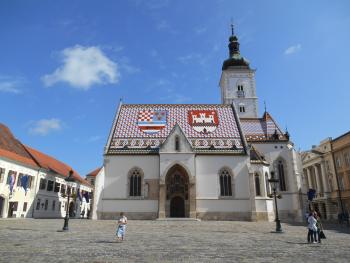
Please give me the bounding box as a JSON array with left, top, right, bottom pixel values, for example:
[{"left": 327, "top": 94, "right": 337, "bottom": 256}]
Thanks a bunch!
[
  {"left": 62, "top": 170, "right": 76, "bottom": 231},
  {"left": 268, "top": 171, "right": 283, "bottom": 233}
]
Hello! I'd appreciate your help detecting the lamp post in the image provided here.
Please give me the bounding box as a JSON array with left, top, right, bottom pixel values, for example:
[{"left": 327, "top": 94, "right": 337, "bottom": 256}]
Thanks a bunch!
[
  {"left": 268, "top": 171, "right": 283, "bottom": 233},
  {"left": 62, "top": 170, "right": 75, "bottom": 231}
]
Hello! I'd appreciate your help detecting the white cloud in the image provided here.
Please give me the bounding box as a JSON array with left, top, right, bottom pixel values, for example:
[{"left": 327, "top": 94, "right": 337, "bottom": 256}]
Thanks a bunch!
[
  {"left": 284, "top": 44, "right": 302, "bottom": 55},
  {"left": 0, "top": 76, "right": 24, "bottom": 94},
  {"left": 29, "top": 118, "right": 62, "bottom": 136},
  {"left": 42, "top": 45, "right": 119, "bottom": 90}
]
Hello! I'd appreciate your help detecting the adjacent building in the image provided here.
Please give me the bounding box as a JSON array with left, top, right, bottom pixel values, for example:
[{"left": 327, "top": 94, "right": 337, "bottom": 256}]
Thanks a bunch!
[
  {"left": 0, "top": 123, "right": 92, "bottom": 218},
  {"left": 301, "top": 131, "right": 350, "bottom": 221}
]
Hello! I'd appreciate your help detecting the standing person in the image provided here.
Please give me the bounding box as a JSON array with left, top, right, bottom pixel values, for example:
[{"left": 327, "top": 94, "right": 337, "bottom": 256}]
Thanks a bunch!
[
  {"left": 116, "top": 212, "right": 127, "bottom": 241},
  {"left": 307, "top": 212, "right": 317, "bottom": 243},
  {"left": 314, "top": 212, "right": 322, "bottom": 243}
]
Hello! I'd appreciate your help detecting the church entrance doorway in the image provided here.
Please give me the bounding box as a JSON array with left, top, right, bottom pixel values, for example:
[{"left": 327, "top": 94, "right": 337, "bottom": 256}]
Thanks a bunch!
[
  {"left": 170, "top": 196, "right": 185, "bottom": 217},
  {"left": 165, "top": 164, "right": 190, "bottom": 218}
]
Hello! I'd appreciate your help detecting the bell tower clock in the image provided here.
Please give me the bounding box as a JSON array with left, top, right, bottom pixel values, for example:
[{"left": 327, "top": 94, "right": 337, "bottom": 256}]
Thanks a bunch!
[{"left": 219, "top": 25, "right": 259, "bottom": 118}]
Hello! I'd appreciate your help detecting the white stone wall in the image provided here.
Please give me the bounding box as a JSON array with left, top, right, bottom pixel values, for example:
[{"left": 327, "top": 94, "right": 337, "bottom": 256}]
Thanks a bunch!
[
  {"left": 0, "top": 157, "right": 92, "bottom": 219},
  {"left": 219, "top": 70, "right": 259, "bottom": 118},
  {"left": 100, "top": 155, "right": 159, "bottom": 214},
  {"left": 0, "top": 158, "right": 39, "bottom": 218},
  {"left": 195, "top": 155, "right": 251, "bottom": 212},
  {"left": 252, "top": 142, "right": 303, "bottom": 221}
]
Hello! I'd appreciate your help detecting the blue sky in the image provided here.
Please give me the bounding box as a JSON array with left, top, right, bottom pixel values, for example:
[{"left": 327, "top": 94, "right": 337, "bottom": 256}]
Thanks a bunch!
[{"left": 1, "top": 0, "right": 349, "bottom": 176}]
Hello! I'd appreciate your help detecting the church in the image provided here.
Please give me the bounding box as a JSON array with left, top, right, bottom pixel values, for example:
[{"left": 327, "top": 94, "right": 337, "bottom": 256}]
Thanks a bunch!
[{"left": 93, "top": 29, "right": 304, "bottom": 222}]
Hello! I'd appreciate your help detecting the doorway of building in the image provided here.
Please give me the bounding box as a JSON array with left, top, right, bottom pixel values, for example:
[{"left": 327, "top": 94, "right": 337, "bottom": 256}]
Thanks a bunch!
[
  {"left": 165, "top": 164, "right": 190, "bottom": 218},
  {"left": 170, "top": 196, "right": 185, "bottom": 217},
  {"left": 8, "top": 201, "right": 18, "bottom": 218},
  {"left": 0, "top": 196, "right": 4, "bottom": 218}
]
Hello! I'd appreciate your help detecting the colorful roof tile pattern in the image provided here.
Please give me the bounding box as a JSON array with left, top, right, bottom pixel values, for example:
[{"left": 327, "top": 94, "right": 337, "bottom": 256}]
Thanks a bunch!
[
  {"left": 240, "top": 112, "right": 287, "bottom": 142},
  {"left": 107, "top": 104, "right": 245, "bottom": 154}
]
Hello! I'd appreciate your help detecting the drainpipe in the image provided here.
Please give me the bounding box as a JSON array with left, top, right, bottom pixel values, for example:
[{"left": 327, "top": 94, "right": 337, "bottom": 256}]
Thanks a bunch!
[
  {"left": 330, "top": 143, "right": 346, "bottom": 222},
  {"left": 31, "top": 168, "right": 42, "bottom": 218}
]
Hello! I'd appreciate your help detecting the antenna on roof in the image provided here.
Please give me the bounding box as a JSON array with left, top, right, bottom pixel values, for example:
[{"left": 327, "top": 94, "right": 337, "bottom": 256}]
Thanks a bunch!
[{"left": 264, "top": 100, "right": 267, "bottom": 113}]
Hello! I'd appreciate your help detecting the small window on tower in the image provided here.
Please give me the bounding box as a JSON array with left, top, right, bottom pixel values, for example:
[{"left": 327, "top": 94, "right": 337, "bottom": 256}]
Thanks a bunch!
[
  {"left": 175, "top": 136, "right": 180, "bottom": 151},
  {"left": 237, "top": 85, "right": 244, "bottom": 91},
  {"left": 239, "top": 106, "right": 245, "bottom": 113}
]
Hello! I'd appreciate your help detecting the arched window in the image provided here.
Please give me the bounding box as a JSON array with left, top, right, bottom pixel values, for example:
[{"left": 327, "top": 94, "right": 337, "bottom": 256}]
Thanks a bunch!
[
  {"left": 129, "top": 168, "right": 142, "bottom": 196},
  {"left": 265, "top": 172, "right": 271, "bottom": 196},
  {"left": 239, "top": 104, "right": 245, "bottom": 113},
  {"left": 175, "top": 136, "right": 180, "bottom": 151},
  {"left": 277, "top": 160, "right": 287, "bottom": 191},
  {"left": 255, "top": 173, "right": 261, "bottom": 196},
  {"left": 219, "top": 168, "right": 233, "bottom": 196}
]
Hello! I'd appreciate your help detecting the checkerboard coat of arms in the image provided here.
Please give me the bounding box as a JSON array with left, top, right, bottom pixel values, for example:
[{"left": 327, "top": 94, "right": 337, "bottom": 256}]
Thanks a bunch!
[
  {"left": 137, "top": 110, "right": 167, "bottom": 134},
  {"left": 188, "top": 110, "right": 219, "bottom": 133}
]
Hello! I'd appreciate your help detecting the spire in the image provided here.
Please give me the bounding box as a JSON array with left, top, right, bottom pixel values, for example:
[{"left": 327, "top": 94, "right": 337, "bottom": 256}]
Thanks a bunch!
[
  {"left": 222, "top": 24, "right": 250, "bottom": 70},
  {"left": 228, "top": 24, "right": 240, "bottom": 57}
]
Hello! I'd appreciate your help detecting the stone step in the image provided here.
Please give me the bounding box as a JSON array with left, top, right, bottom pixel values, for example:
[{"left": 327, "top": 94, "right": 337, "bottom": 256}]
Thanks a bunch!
[{"left": 156, "top": 218, "right": 201, "bottom": 222}]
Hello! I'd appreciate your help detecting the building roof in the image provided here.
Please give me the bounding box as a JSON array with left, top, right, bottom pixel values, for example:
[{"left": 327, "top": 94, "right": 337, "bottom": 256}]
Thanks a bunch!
[
  {"left": 106, "top": 104, "right": 246, "bottom": 154},
  {"left": 0, "top": 123, "right": 90, "bottom": 187},
  {"left": 24, "top": 145, "right": 90, "bottom": 186},
  {"left": 86, "top": 167, "right": 102, "bottom": 177},
  {"left": 0, "top": 123, "right": 39, "bottom": 168},
  {"left": 240, "top": 112, "right": 288, "bottom": 142},
  {"left": 250, "top": 146, "right": 269, "bottom": 165}
]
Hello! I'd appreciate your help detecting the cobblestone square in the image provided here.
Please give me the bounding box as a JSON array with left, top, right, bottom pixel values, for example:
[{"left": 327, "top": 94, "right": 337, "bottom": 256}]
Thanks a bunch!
[{"left": 0, "top": 219, "right": 350, "bottom": 263}]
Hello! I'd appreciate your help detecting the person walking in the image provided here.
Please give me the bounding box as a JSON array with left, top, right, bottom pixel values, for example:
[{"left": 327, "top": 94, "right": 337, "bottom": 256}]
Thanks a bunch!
[
  {"left": 116, "top": 212, "right": 128, "bottom": 241},
  {"left": 307, "top": 212, "right": 317, "bottom": 243}
]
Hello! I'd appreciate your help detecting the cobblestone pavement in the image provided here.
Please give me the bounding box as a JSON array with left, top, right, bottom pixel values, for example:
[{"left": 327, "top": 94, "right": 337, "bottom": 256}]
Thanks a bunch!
[{"left": 0, "top": 219, "right": 350, "bottom": 263}]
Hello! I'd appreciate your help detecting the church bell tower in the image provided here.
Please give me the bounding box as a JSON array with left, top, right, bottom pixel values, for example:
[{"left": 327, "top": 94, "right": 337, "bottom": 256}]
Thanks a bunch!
[{"left": 219, "top": 25, "right": 259, "bottom": 118}]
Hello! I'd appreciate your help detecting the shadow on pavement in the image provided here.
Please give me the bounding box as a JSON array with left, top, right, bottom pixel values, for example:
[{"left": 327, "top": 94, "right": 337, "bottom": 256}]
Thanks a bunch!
[{"left": 95, "top": 240, "right": 119, "bottom": 244}]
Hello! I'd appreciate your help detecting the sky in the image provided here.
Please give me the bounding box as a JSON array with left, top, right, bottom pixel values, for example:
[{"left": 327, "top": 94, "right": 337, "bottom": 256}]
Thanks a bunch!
[{"left": 1, "top": 0, "right": 349, "bottom": 177}]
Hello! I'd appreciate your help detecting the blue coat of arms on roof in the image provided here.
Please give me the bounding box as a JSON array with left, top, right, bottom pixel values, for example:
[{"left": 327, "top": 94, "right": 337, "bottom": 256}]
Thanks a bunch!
[{"left": 137, "top": 110, "right": 167, "bottom": 134}]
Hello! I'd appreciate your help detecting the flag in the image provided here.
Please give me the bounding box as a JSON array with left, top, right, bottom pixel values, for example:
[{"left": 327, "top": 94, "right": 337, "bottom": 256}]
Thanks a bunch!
[
  {"left": 9, "top": 174, "right": 16, "bottom": 194},
  {"left": 77, "top": 189, "right": 82, "bottom": 201},
  {"left": 307, "top": 189, "right": 316, "bottom": 201},
  {"left": 83, "top": 192, "right": 90, "bottom": 203},
  {"left": 21, "top": 175, "right": 29, "bottom": 193},
  {"left": 137, "top": 110, "right": 167, "bottom": 134}
]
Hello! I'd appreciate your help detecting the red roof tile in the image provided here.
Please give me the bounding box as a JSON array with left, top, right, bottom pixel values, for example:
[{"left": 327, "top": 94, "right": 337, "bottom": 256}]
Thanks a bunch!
[
  {"left": 86, "top": 167, "right": 101, "bottom": 177},
  {"left": 0, "top": 123, "right": 90, "bottom": 187},
  {"left": 24, "top": 145, "right": 89, "bottom": 186},
  {"left": 0, "top": 123, "right": 39, "bottom": 168}
]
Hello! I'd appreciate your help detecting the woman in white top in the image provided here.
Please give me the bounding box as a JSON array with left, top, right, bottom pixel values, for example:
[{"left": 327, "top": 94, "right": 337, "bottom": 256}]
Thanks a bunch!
[
  {"left": 307, "top": 212, "right": 317, "bottom": 243},
  {"left": 116, "top": 212, "right": 128, "bottom": 241}
]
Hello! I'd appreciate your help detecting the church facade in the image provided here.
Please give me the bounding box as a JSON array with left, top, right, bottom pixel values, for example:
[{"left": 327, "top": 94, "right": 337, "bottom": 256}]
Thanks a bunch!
[{"left": 93, "top": 30, "right": 304, "bottom": 222}]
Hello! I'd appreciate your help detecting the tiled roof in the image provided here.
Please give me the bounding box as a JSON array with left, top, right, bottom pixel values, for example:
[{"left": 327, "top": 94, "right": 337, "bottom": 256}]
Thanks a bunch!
[
  {"left": 86, "top": 167, "right": 102, "bottom": 177},
  {"left": 240, "top": 112, "right": 287, "bottom": 142},
  {"left": 24, "top": 146, "right": 90, "bottom": 186},
  {"left": 0, "top": 123, "right": 39, "bottom": 168},
  {"left": 250, "top": 146, "right": 269, "bottom": 165},
  {"left": 0, "top": 123, "right": 90, "bottom": 187},
  {"left": 107, "top": 104, "right": 245, "bottom": 154}
]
